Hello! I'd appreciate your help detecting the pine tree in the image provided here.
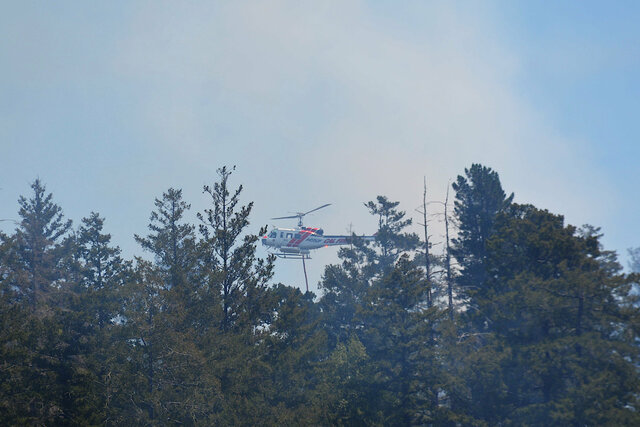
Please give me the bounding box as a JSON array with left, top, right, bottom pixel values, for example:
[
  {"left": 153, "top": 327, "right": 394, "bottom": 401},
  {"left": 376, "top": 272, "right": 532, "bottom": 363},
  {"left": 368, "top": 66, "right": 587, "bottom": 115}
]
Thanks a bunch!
[
  {"left": 314, "top": 334, "right": 372, "bottom": 425},
  {"left": 68, "top": 212, "right": 134, "bottom": 423},
  {"left": 12, "top": 179, "right": 73, "bottom": 308},
  {"left": 78, "top": 212, "right": 123, "bottom": 290},
  {"left": 358, "top": 255, "right": 447, "bottom": 425},
  {"left": 197, "top": 166, "right": 274, "bottom": 333},
  {"left": 135, "top": 188, "right": 198, "bottom": 294},
  {"left": 121, "top": 188, "right": 208, "bottom": 423},
  {"left": 0, "top": 180, "right": 96, "bottom": 424},
  {"left": 262, "top": 284, "right": 328, "bottom": 423},
  {"left": 76, "top": 212, "right": 128, "bottom": 328},
  {"left": 318, "top": 243, "right": 370, "bottom": 346},
  {"left": 196, "top": 166, "right": 276, "bottom": 422},
  {"left": 319, "top": 196, "right": 419, "bottom": 346},
  {"left": 319, "top": 196, "right": 442, "bottom": 424},
  {"left": 0, "top": 231, "right": 16, "bottom": 298},
  {"left": 364, "top": 195, "right": 421, "bottom": 276},
  {"left": 0, "top": 237, "right": 35, "bottom": 422},
  {"left": 452, "top": 204, "right": 640, "bottom": 424},
  {"left": 117, "top": 259, "right": 165, "bottom": 422},
  {"left": 451, "top": 164, "right": 513, "bottom": 324}
]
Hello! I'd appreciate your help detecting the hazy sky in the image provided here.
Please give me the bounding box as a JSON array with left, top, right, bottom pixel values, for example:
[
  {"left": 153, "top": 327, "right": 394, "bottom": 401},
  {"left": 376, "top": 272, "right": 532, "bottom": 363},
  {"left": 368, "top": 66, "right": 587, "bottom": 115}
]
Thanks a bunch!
[{"left": 2, "top": 1, "right": 639, "bottom": 293}]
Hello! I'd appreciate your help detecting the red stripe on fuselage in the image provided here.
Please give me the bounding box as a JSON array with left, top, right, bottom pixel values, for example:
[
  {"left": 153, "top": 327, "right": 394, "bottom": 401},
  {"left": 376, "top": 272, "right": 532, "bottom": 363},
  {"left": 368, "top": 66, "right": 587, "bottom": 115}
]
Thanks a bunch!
[{"left": 287, "top": 228, "right": 318, "bottom": 247}]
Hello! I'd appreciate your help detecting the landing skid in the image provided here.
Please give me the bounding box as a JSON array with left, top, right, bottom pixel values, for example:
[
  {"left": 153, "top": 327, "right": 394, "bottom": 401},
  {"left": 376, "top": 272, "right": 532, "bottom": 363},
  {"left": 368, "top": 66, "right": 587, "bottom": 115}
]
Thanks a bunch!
[
  {"left": 274, "top": 253, "right": 311, "bottom": 260},
  {"left": 271, "top": 252, "right": 311, "bottom": 292}
]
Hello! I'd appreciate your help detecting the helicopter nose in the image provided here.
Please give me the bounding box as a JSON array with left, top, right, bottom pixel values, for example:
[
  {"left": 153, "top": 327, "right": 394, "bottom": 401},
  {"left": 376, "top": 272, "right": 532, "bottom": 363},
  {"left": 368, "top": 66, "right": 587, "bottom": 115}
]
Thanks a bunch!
[{"left": 261, "top": 236, "right": 267, "bottom": 245}]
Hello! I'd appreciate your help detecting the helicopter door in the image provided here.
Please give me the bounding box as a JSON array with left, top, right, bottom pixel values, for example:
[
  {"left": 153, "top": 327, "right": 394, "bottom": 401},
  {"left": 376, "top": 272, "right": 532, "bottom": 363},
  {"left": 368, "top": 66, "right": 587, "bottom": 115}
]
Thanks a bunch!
[{"left": 284, "top": 232, "right": 294, "bottom": 245}]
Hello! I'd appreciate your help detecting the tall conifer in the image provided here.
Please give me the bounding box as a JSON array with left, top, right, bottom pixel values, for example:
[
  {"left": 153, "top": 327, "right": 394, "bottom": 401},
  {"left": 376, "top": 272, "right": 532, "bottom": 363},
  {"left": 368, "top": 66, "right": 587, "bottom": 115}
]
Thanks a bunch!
[
  {"left": 451, "top": 164, "right": 512, "bottom": 323},
  {"left": 451, "top": 204, "right": 640, "bottom": 424},
  {"left": 196, "top": 166, "right": 276, "bottom": 422},
  {"left": 14, "top": 179, "right": 72, "bottom": 308},
  {"left": 197, "top": 166, "right": 274, "bottom": 332}
]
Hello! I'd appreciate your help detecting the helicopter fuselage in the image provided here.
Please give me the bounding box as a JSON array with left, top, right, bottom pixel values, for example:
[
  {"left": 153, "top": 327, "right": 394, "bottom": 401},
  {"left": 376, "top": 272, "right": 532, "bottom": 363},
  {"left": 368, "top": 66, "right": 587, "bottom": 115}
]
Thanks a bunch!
[{"left": 262, "top": 226, "right": 370, "bottom": 256}]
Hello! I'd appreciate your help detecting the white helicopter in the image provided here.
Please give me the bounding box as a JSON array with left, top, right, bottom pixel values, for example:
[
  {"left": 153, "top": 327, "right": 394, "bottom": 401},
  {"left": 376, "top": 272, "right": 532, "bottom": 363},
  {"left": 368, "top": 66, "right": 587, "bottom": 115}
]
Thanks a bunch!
[{"left": 261, "top": 204, "right": 375, "bottom": 259}]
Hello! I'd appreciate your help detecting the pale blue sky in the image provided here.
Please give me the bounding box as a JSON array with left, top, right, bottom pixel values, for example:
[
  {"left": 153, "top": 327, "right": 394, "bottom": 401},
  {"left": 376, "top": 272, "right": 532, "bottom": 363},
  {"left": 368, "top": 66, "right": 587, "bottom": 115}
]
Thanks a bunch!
[{"left": 1, "top": 1, "right": 639, "bottom": 292}]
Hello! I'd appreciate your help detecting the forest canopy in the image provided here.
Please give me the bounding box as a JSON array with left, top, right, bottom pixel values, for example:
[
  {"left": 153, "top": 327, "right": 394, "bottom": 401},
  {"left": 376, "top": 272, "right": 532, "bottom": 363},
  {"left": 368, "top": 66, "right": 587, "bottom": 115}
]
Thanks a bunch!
[{"left": 1, "top": 164, "right": 639, "bottom": 425}]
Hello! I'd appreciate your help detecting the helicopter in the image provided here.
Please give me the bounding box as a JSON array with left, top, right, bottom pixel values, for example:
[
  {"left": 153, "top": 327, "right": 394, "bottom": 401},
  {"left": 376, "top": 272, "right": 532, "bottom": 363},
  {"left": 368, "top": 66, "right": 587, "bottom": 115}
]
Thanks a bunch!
[{"left": 261, "top": 204, "right": 375, "bottom": 259}]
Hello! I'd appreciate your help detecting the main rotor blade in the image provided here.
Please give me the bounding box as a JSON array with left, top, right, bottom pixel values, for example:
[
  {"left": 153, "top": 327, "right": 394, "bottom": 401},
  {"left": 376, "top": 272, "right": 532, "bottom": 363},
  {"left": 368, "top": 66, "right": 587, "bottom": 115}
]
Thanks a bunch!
[
  {"left": 303, "top": 203, "right": 331, "bottom": 216},
  {"left": 271, "top": 215, "right": 300, "bottom": 220}
]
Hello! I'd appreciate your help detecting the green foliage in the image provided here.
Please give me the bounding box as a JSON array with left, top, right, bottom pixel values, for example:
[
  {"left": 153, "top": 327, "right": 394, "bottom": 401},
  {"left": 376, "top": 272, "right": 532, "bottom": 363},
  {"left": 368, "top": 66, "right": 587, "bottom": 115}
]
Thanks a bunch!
[
  {"left": 452, "top": 203, "right": 640, "bottom": 425},
  {"left": 0, "top": 231, "right": 16, "bottom": 298},
  {"left": 320, "top": 196, "right": 443, "bottom": 424},
  {"left": 126, "top": 186, "right": 208, "bottom": 423},
  {"left": 12, "top": 179, "right": 73, "bottom": 307},
  {"left": 320, "top": 196, "right": 419, "bottom": 345},
  {"left": 315, "top": 334, "right": 373, "bottom": 425},
  {"left": 451, "top": 164, "right": 513, "bottom": 310},
  {"left": 135, "top": 188, "right": 197, "bottom": 290},
  {"left": 357, "top": 255, "right": 442, "bottom": 424},
  {"left": 364, "top": 195, "right": 421, "bottom": 276},
  {"left": 0, "top": 172, "right": 638, "bottom": 426},
  {"left": 197, "top": 166, "right": 275, "bottom": 333},
  {"left": 77, "top": 212, "right": 122, "bottom": 288}
]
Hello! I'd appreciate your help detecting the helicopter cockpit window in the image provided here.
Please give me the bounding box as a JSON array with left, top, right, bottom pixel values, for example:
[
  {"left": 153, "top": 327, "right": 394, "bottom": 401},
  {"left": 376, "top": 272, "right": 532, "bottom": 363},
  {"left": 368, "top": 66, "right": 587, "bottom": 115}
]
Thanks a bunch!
[
  {"left": 269, "top": 231, "right": 277, "bottom": 238},
  {"left": 295, "top": 234, "right": 301, "bottom": 239},
  {"left": 286, "top": 233, "right": 293, "bottom": 239}
]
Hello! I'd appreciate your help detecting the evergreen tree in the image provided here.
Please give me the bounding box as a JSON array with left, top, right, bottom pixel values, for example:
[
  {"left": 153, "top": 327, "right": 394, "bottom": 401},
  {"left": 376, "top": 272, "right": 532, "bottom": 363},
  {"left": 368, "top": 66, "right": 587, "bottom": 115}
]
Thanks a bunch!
[
  {"left": 196, "top": 166, "right": 276, "bottom": 422},
  {"left": 452, "top": 204, "right": 640, "bottom": 424},
  {"left": 135, "top": 188, "right": 198, "bottom": 294},
  {"left": 197, "top": 166, "right": 275, "bottom": 332},
  {"left": 12, "top": 179, "right": 73, "bottom": 308},
  {"left": 0, "top": 231, "right": 16, "bottom": 298},
  {"left": 314, "top": 334, "right": 372, "bottom": 425},
  {"left": 263, "top": 284, "right": 327, "bottom": 423},
  {"left": 451, "top": 164, "right": 513, "bottom": 322},
  {"left": 70, "top": 212, "right": 134, "bottom": 423},
  {"left": 76, "top": 212, "right": 128, "bottom": 328},
  {"left": 116, "top": 258, "right": 211, "bottom": 424},
  {"left": 117, "top": 259, "right": 165, "bottom": 422},
  {"left": 134, "top": 187, "right": 202, "bottom": 359},
  {"left": 78, "top": 212, "right": 123, "bottom": 290},
  {"left": 364, "top": 195, "right": 420, "bottom": 276},
  {"left": 357, "top": 255, "right": 445, "bottom": 425},
  {"left": 319, "top": 197, "right": 440, "bottom": 424},
  {"left": 319, "top": 196, "right": 419, "bottom": 345},
  {"left": 578, "top": 224, "right": 622, "bottom": 276},
  {"left": 2, "top": 170, "right": 639, "bottom": 426},
  {"left": 318, "top": 240, "right": 370, "bottom": 345},
  {"left": 120, "top": 188, "right": 208, "bottom": 423},
  {"left": 0, "top": 180, "right": 97, "bottom": 424},
  {"left": 133, "top": 187, "right": 201, "bottom": 383},
  {"left": 443, "top": 185, "right": 455, "bottom": 320}
]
